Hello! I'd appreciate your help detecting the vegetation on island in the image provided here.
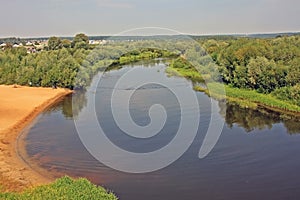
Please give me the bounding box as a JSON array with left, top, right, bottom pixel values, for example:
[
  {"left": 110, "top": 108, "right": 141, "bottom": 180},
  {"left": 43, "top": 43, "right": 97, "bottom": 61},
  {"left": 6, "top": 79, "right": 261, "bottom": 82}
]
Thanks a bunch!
[{"left": 0, "top": 176, "right": 117, "bottom": 200}]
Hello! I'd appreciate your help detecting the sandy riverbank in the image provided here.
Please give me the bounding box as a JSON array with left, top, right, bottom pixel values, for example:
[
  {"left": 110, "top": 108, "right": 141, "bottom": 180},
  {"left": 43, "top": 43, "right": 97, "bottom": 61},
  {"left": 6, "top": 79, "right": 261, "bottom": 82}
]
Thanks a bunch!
[{"left": 0, "top": 85, "right": 72, "bottom": 192}]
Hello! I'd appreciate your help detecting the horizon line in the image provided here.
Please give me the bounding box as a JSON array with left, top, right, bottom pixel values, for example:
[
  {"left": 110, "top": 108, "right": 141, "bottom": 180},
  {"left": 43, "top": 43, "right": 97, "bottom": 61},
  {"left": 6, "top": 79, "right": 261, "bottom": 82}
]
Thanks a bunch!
[{"left": 1, "top": 31, "right": 299, "bottom": 39}]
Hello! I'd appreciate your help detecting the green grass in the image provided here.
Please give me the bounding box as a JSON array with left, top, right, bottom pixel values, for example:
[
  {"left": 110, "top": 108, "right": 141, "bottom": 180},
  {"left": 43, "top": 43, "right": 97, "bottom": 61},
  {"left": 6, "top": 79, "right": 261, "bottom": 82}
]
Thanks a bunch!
[
  {"left": 115, "top": 49, "right": 178, "bottom": 65},
  {"left": 165, "top": 64, "right": 204, "bottom": 83},
  {"left": 195, "top": 82, "right": 300, "bottom": 113},
  {"left": 0, "top": 176, "right": 117, "bottom": 200}
]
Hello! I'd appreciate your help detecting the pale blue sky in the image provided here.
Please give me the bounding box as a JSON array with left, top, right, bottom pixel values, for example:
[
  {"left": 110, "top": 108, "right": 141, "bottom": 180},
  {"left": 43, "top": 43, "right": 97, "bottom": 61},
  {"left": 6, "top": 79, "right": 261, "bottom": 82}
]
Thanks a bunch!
[{"left": 0, "top": 0, "right": 299, "bottom": 37}]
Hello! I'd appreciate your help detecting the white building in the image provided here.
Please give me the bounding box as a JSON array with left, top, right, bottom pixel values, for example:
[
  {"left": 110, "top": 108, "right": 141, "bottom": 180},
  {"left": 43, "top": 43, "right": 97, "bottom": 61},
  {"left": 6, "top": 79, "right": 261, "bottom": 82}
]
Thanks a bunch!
[{"left": 26, "top": 41, "right": 33, "bottom": 46}]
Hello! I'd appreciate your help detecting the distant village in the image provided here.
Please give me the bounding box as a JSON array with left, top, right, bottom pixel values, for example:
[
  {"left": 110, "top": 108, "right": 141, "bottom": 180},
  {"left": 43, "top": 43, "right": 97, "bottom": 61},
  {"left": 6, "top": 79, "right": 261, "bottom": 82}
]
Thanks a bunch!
[
  {"left": 0, "top": 40, "right": 46, "bottom": 53},
  {"left": 0, "top": 39, "right": 107, "bottom": 53},
  {"left": 0, "top": 35, "right": 187, "bottom": 53}
]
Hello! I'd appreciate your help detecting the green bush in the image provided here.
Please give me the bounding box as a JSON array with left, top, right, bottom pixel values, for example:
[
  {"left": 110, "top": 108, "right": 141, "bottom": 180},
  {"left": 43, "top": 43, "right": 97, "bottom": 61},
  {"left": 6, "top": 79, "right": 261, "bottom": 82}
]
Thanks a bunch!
[
  {"left": 0, "top": 176, "right": 117, "bottom": 200},
  {"left": 271, "top": 84, "right": 300, "bottom": 106}
]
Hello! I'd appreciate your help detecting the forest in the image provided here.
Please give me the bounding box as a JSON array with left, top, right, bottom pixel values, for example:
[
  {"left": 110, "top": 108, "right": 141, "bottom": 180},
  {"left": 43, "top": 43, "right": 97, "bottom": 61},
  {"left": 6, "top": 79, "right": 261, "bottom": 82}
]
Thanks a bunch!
[
  {"left": 200, "top": 35, "right": 300, "bottom": 106},
  {"left": 168, "top": 35, "right": 300, "bottom": 108},
  {"left": 0, "top": 34, "right": 299, "bottom": 107}
]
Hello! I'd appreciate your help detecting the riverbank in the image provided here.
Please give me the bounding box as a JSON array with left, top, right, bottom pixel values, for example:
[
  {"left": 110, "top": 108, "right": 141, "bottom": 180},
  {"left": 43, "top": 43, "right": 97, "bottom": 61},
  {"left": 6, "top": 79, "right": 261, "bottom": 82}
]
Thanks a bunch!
[
  {"left": 194, "top": 83, "right": 300, "bottom": 117},
  {"left": 0, "top": 85, "right": 73, "bottom": 192}
]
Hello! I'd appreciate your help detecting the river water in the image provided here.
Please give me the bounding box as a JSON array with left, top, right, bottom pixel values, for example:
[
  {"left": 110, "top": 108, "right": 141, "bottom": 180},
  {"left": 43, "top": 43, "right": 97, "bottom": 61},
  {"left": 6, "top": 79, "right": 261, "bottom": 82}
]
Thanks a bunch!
[{"left": 19, "top": 60, "right": 300, "bottom": 200}]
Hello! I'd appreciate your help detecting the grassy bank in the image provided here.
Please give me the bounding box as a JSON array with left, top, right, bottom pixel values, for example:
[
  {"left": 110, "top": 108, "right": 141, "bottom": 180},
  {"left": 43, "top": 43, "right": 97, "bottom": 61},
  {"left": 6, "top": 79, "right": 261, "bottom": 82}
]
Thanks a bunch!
[
  {"left": 165, "top": 57, "right": 205, "bottom": 82},
  {"left": 165, "top": 67, "right": 204, "bottom": 83},
  {"left": 113, "top": 49, "right": 178, "bottom": 65},
  {"left": 194, "top": 83, "right": 300, "bottom": 114},
  {"left": 0, "top": 176, "right": 117, "bottom": 200},
  {"left": 166, "top": 57, "right": 300, "bottom": 115}
]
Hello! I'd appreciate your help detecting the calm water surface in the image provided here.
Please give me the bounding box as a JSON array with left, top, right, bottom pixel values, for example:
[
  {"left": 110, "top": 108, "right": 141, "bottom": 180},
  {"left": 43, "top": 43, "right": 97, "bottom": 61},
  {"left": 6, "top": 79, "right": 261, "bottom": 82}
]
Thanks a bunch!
[{"left": 20, "top": 61, "right": 300, "bottom": 200}]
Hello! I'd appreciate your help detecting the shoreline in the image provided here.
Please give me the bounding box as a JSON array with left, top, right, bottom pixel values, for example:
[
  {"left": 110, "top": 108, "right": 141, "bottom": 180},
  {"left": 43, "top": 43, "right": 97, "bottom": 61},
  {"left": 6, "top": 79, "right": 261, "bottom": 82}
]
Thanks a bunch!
[
  {"left": 0, "top": 85, "right": 73, "bottom": 192},
  {"left": 193, "top": 84, "right": 300, "bottom": 118}
]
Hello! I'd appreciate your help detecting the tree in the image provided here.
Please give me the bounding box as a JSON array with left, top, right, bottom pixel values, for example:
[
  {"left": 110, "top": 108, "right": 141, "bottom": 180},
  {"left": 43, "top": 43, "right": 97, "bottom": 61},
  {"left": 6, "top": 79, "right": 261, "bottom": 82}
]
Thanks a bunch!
[
  {"left": 62, "top": 39, "right": 71, "bottom": 48},
  {"left": 75, "top": 41, "right": 88, "bottom": 50},
  {"left": 247, "top": 57, "right": 284, "bottom": 93},
  {"left": 48, "top": 36, "right": 62, "bottom": 50},
  {"left": 286, "top": 58, "right": 300, "bottom": 86},
  {"left": 232, "top": 65, "right": 248, "bottom": 88},
  {"left": 72, "top": 33, "right": 89, "bottom": 49}
]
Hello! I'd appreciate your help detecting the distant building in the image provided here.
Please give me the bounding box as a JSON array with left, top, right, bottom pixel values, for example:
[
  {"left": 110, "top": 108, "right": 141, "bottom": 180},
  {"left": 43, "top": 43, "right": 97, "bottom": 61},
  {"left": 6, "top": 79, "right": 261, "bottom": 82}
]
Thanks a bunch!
[
  {"left": 100, "top": 40, "right": 107, "bottom": 45},
  {"left": 89, "top": 40, "right": 107, "bottom": 45},
  {"left": 26, "top": 41, "right": 33, "bottom": 46},
  {"left": 0, "top": 43, "right": 7, "bottom": 50},
  {"left": 89, "top": 40, "right": 100, "bottom": 45}
]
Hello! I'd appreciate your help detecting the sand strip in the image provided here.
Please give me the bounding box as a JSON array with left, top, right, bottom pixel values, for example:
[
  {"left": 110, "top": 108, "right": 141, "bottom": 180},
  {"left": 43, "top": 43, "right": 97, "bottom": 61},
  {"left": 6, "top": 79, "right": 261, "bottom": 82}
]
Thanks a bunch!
[{"left": 0, "top": 85, "right": 72, "bottom": 192}]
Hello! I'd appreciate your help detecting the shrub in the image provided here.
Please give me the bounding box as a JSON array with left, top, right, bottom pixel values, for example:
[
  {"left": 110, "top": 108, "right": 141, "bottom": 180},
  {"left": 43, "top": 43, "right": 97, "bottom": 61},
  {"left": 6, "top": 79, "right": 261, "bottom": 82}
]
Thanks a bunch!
[{"left": 0, "top": 176, "right": 117, "bottom": 200}]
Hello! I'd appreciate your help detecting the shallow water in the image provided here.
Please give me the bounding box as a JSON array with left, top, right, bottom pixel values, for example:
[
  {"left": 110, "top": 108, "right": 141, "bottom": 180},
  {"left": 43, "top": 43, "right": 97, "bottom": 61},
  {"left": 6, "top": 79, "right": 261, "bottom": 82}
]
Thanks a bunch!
[{"left": 20, "top": 61, "right": 300, "bottom": 200}]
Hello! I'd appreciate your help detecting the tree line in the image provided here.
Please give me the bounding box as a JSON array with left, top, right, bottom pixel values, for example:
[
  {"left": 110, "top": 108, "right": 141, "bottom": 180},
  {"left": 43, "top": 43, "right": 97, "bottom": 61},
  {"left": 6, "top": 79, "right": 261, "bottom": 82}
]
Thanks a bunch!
[
  {"left": 0, "top": 34, "right": 299, "bottom": 106},
  {"left": 199, "top": 36, "right": 300, "bottom": 106},
  {"left": 0, "top": 34, "right": 177, "bottom": 89}
]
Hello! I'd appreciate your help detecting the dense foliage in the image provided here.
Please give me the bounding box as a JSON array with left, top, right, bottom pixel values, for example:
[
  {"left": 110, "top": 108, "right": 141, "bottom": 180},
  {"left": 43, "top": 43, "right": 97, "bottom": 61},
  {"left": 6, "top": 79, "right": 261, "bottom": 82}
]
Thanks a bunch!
[
  {"left": 199, "top": 36, "right": 300, "bottom": 104},
  {"left": 0, "top": 176, "right": 117, "bottom": 200},
  {"left": 0, "top": 34, "right": 177, "bottom": 89},
  {"left": 168, "top": 35, "right": 300, "bottom": 110},
  {"left": 0, "top": 47, "right": 82, "bottom": 88}
]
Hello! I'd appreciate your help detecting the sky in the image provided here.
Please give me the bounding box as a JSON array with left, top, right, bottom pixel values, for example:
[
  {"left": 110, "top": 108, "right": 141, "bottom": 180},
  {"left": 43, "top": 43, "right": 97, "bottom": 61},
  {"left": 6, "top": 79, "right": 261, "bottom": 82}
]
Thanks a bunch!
[{"left": 0, "top": 0, "right": 299, "bottom": 37}]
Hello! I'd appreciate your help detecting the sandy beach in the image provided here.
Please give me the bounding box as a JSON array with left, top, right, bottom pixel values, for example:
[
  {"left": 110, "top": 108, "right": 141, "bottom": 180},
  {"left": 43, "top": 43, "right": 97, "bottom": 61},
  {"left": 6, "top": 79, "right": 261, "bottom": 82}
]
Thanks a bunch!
[{"left": 0, "top": 85, "right": 72, "bottom": 192}]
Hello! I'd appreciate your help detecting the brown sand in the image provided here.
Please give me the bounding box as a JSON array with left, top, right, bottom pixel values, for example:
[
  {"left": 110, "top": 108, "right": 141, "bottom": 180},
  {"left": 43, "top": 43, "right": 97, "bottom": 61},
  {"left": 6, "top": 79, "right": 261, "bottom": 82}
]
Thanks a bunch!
[{"left": 0, "top": 85, "right": 72, "bottom": 192}]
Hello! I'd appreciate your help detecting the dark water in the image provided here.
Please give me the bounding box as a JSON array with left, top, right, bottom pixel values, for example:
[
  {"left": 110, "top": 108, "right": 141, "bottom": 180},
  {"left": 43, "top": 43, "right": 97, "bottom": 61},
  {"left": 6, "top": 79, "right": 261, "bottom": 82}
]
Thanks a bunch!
[{"left": 20, "top": 61, "right": 300, "bottom": 200}]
